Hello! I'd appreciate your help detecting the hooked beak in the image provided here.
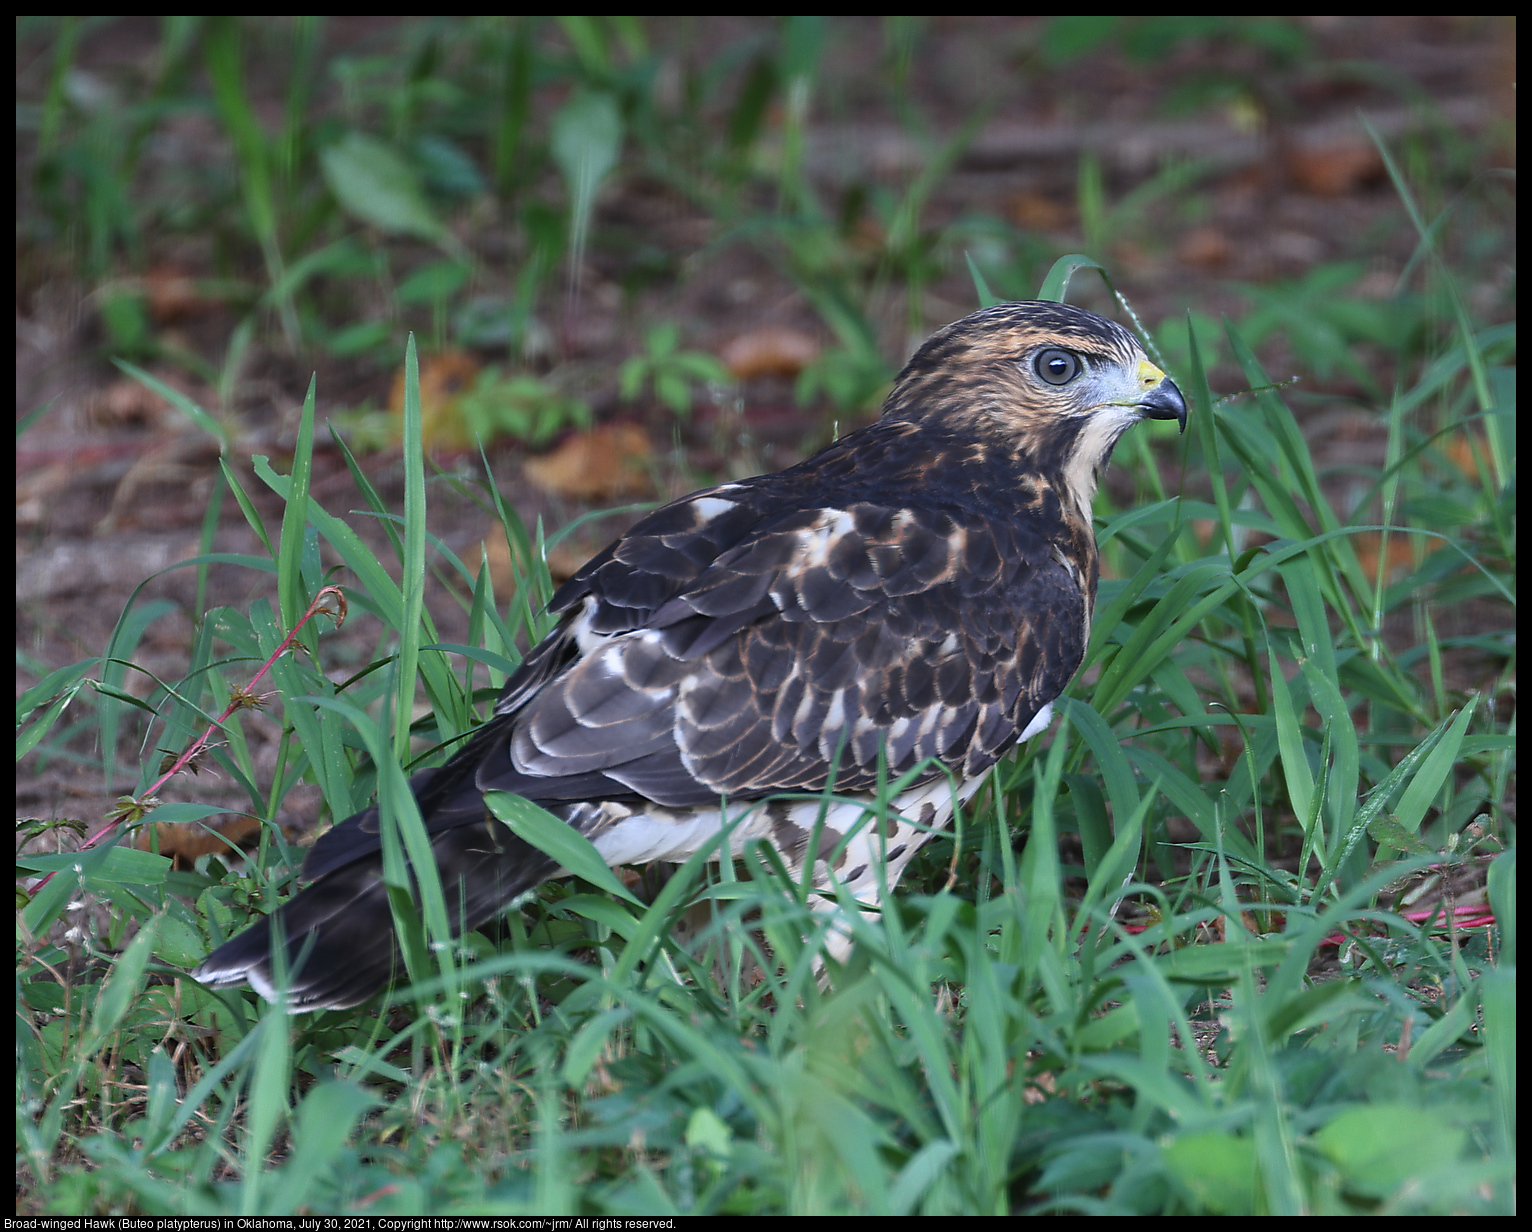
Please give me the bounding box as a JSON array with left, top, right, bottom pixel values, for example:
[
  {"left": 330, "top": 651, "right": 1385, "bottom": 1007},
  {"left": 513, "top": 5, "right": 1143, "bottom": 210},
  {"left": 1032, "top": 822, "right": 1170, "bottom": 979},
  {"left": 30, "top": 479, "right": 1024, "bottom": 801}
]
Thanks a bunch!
[{"left": 1135, "top": 360, "right": 1187, "bottom": 433}]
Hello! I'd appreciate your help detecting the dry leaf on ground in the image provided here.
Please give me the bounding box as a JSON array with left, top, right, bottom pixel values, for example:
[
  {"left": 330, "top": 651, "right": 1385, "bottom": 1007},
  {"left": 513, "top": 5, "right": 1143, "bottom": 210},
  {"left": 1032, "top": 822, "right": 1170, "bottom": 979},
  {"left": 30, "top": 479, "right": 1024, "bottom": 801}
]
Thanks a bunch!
[{"left": 523, "top": 422, "right": 653, "bottom": 501}]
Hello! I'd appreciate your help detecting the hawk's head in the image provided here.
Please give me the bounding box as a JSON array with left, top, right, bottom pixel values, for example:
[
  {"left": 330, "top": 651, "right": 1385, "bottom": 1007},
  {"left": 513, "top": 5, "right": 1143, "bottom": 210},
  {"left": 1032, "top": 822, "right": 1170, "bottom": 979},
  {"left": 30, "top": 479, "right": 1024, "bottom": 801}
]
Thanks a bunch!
[{"left": 883, "top": 300, "right": 1186, "bottom": 521}]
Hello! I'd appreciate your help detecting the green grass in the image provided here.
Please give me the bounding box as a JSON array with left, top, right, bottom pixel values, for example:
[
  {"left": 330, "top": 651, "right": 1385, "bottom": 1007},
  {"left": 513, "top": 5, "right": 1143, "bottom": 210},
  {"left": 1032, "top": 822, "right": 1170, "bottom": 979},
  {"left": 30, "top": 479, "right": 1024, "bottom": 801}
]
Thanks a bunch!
[
  {"left": 16, "top": 16, "right": 1515, "bottom": 1216},
  {"left": 17, "top": 286, "right": 1515, "bottom": 1213}
]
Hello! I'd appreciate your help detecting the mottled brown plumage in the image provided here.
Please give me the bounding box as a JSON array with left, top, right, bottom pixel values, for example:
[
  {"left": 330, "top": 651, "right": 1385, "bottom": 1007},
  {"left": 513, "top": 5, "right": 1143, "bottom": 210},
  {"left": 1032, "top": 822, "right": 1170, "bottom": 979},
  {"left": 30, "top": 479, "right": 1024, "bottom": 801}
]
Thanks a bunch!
[{"left": 193, "top": 300, "right": 1186, "bottom": 1010}]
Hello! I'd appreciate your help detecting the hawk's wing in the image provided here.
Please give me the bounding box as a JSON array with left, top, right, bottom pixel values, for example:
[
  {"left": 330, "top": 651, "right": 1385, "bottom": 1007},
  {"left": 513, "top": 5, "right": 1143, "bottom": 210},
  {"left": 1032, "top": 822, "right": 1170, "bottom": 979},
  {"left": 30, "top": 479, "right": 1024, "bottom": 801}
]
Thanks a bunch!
[
  {"left": 505, "top": 496, "right": 1086, "bottom": 799},
  {"left": 302, "top": 480, "right": 1088, "bottom": 882}
]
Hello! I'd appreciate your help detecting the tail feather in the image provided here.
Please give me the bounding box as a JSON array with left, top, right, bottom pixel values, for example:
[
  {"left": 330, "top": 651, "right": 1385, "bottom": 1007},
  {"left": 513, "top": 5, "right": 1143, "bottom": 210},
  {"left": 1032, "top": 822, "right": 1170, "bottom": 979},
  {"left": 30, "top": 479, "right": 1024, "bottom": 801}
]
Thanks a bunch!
[{"left": 192, "top": 812, "right": 558, "bottom": 1011}]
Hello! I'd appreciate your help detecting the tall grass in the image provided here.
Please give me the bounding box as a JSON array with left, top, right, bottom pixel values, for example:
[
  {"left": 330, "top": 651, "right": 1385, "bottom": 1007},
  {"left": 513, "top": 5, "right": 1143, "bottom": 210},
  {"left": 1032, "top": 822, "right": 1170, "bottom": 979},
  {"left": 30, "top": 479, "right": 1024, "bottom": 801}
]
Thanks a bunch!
[
  {"left": 18, "top": 266, "right": 1514, "bottom": 1211},
  {"left": 16, "top": 16, "right": 1514, "bottom": 1216}
]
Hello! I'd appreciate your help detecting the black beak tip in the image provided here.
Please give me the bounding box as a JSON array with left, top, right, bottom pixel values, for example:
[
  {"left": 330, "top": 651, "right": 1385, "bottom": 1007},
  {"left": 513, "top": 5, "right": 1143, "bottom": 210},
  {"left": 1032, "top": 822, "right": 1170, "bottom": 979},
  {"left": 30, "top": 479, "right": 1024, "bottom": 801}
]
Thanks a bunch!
[{"left": 1141, "top": 379, "right": 1188, "bottom": 434}]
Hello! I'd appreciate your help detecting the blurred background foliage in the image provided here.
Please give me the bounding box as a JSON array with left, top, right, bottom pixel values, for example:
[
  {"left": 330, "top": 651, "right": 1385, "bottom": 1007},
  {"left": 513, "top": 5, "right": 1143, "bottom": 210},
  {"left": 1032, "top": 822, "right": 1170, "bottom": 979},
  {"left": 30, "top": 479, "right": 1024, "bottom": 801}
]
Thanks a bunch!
[{"left": 17, "top": 16, "right": 1514, "bottom": 437}]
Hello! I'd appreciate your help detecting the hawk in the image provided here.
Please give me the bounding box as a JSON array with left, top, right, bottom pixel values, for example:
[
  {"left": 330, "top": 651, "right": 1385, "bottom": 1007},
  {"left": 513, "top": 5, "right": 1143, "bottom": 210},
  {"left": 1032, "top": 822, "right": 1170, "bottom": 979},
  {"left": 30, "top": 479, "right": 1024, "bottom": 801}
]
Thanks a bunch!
[{"left": 193, "top": 300, "right": 1186, "bottom": 1010}]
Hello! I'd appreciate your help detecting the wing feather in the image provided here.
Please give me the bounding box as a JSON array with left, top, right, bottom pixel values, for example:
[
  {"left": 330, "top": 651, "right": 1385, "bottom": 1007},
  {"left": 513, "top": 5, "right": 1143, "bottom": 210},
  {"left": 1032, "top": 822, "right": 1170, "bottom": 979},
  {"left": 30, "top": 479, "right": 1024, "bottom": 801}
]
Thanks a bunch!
[
  {"left": 292, "top": 440, "right": 1089, "bottom": 871},
  {"left": 491, "top": 493, "right": 1086, "bottom": 807}
]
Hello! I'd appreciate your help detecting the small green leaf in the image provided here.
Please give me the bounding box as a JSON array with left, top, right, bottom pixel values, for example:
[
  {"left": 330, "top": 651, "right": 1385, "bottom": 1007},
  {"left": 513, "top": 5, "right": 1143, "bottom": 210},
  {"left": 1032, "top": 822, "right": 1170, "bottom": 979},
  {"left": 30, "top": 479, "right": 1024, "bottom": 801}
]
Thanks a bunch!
[
  {"left": 152, "top": 905, "right": 207, "bottom": 968},
  {"left": 564, "top": 1007, "right": 631, "bottom": 1087},
  {"left": 485, "top": 791, "right": 643, "bottom": 906},
  {"left": 1365, "top": 814, "right": 1435, "bottom": 855},
  {"left": 551, "top": 90, "right": 622, "bottom": 274},
  {"left": 320, "top": 132, "right": 446, "bottom": 245},
  {"left": 1037, "top": 253, "right": 1107, "bottom": 303},
  {"left": 685, "top": 1106, "right": 734, "bottom": 1157},
  {"left": 1313, "top": 1104, "right": 1465, "bottom": 1198},
  {"left": 1162, "top": 1131, "right": 1259, "bottom": 1214},
  {"left": 283, "top": 1081, "right": 383, "bottom": 1211},
  {"left": 965, "top": 251, "right": 1001, "bottom": 308},
  {"left": 1390, "top": 695, "right": 1478, "bottom": 835},
  {"left": 18, "top": 845, "right": 171, "bottom": 886},
  {"left": 84, "top": 915, "right": 161, "bottom": 1048},
  {"left": 619, "top": 355, "right": 645, "bottom": 400},
  {"left": 648, "top": 321, "right": 679, "bottom": 355}
]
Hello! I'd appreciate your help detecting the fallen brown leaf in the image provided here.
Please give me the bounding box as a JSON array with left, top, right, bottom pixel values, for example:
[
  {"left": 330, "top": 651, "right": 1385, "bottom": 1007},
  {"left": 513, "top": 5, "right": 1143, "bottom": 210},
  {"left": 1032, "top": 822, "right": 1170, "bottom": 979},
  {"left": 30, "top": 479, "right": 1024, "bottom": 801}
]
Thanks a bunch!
[
  {"left": 1177, "top": 225, "right": 1233, "bottom": 269},
  {"left": 1442, "top": 430, "right": 1490, "bottom": 481},
  {"left": 87, "top": 377, "right": 173, "bottom": 429},
  {"left": 133, "top": 814, "right": 265, "bottom": 868},
  {"left": 720, "top": 325, "right": 821, "bottom": 381},
  {"left": 524, "top": 422, "right": 653, "bottom": 501},
  {"left": 1286, "top": 139, "right": 1384, "bottom": 196},
  {"left": 141, "top": 265, "right": 219, "bottom": 325},
  {"left": 544, "top": 539, "right": 594, "bottom": 583},
  {"left": 1006, "top": 189, "right": 1071, "bottom": 232}
]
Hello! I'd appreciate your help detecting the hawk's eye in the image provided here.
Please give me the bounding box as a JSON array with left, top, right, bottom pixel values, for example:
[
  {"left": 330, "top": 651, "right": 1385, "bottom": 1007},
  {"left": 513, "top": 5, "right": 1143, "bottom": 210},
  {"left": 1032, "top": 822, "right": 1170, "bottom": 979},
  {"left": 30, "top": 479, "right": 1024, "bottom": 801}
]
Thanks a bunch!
[{"left": 1034, "top": 348, "right": 1081, "bottom": 386}]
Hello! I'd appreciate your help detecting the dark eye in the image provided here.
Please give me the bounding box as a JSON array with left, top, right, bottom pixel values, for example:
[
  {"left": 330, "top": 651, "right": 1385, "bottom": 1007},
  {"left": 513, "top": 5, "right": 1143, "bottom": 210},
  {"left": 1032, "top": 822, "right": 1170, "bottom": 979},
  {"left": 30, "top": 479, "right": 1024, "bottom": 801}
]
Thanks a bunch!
[{"left": 1034, "top": 348, "right": 1081, "bottom": 386}]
